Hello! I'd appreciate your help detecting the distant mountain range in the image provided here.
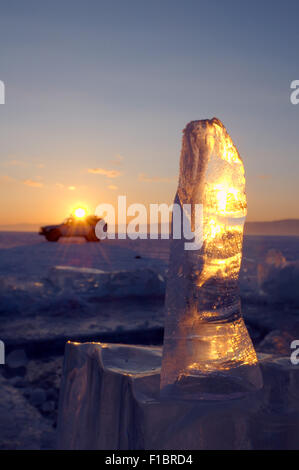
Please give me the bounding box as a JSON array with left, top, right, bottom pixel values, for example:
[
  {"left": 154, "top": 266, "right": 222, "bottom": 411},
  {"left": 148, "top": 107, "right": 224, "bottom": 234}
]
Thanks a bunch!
[
  {"left": 0, "top": 219, "right": 299, "bottom": 236},
  {"left": 244, "top": 219, "right": 299, "bottom": 236},
  {"left": 0, "top": 223, "right": 45, "bottom": 232}
]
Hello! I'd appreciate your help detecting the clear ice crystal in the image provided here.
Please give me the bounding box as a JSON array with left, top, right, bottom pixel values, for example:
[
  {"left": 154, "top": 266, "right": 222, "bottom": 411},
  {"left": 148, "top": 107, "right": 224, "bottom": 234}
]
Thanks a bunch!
[{"left": 160, "top": 118, "right": 263, "bottom": 399}]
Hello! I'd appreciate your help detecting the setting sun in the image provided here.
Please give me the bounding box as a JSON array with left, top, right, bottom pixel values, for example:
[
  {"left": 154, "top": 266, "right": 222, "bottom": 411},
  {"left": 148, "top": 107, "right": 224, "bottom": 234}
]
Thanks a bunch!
[{"left": 74, "top": 208, "right": 86, "bottom": 218}]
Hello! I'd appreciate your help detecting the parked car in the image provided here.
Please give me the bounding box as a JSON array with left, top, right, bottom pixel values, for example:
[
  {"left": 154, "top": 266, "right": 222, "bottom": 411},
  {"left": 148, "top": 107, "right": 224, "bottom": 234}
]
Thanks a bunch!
[{"left": 39, "top": 215, "right": 106, "bottom": 242}]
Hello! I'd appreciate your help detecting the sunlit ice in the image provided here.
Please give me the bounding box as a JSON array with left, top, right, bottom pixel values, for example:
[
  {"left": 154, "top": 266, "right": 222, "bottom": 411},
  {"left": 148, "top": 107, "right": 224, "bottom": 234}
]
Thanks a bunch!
[{"left": 160, "top": 118, "right": 263, "bottom": 400}]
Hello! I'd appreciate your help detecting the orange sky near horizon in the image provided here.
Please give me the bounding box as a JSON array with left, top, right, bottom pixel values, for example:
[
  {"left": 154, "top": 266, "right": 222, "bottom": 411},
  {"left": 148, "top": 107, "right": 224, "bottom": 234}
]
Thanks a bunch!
[{"left": 0, "top": 161, "right": 297, "bottom": 227}]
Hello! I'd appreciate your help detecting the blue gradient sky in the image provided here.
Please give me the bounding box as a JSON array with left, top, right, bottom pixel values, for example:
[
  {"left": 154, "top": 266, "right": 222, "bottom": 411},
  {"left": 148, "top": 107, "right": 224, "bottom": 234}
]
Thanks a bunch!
[{"left": 0, "top": 0, "right": 298, "bottom": 224}]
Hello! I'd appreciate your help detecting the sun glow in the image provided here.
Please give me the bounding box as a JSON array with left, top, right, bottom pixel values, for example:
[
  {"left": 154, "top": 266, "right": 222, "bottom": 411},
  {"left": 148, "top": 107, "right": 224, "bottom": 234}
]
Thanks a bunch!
[{"left": 74, "top": 207, "right": 86, "bottom": 218}]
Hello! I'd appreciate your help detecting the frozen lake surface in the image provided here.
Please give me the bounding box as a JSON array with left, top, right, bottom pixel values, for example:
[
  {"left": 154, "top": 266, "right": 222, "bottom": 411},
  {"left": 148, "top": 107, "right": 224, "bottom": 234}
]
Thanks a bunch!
[
  {"left": 0, "top": 231, "right": 299, "bottom": 282},
  {"left": 0, "top": 231, "right": 299, "bottom": 349}
]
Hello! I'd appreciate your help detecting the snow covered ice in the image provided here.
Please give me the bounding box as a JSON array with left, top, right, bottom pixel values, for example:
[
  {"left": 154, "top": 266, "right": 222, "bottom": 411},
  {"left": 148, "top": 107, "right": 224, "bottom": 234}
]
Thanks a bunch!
[{"left": 160, "top": 118, "right": 263, "bottom": 399}]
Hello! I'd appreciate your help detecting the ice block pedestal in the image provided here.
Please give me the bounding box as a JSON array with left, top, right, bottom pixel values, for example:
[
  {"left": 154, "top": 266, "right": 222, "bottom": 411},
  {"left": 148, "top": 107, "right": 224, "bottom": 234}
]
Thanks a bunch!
[{"left": 57, "top": 342, "right": 299, "bottom": 450}]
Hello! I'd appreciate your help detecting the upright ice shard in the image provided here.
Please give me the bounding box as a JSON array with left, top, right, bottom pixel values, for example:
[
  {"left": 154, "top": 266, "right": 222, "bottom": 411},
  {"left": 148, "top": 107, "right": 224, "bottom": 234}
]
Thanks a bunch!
[{"left": 160, "top": 118, "right": 263, "bottom": 399}]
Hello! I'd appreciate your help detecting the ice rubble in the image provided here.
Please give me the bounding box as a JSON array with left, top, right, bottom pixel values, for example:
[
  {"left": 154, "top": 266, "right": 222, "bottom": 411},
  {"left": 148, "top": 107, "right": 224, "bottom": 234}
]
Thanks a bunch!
[
  {"left": 47, "top": 265, "right": 166, "bottom": 298},
  {"left": 0, "top": 265, "right": 166, "bottom": 318},
  {"left": 258, "top": 249, "right": 299, "bottom": 305}
]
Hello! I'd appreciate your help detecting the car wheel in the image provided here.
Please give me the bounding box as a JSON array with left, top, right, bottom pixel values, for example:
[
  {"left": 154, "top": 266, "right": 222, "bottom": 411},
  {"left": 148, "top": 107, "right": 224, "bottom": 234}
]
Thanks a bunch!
[
  {"left": 85, "top": 229, "right": 100, "bottom": 242},
  {"left": 46, "top": 229, "right": 61, "bottom": 242}
]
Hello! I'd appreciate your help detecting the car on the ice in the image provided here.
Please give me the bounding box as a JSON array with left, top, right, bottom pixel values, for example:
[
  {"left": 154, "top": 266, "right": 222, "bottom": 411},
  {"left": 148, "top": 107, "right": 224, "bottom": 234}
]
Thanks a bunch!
[{"left": 39, "top": 215, "right": 106, "bottom": 242}]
